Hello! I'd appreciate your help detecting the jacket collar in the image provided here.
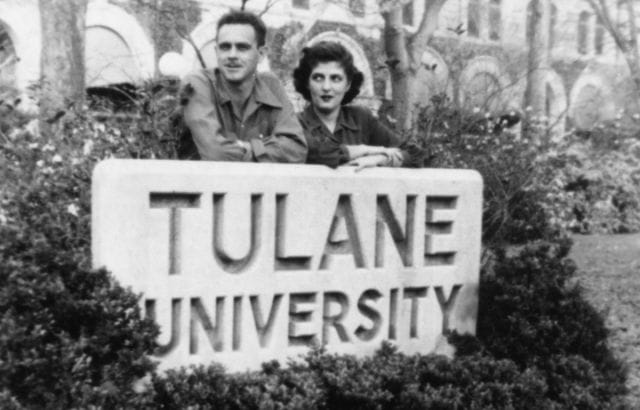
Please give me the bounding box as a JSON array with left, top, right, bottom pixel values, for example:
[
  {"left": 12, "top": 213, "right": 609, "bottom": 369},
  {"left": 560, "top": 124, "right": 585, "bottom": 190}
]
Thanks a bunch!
[
  {"left": 207, "top": 69, "right": 283, "bottom": 108},
  {"left": 301, "top": 104, "right": 359, "bottom": 132}
]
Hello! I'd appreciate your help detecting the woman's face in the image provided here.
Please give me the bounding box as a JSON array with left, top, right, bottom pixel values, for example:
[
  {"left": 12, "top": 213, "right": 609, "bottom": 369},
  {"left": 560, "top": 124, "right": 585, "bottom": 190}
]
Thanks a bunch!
[{"left": 308, "top": 61, "right": 351, "bottom": 115}]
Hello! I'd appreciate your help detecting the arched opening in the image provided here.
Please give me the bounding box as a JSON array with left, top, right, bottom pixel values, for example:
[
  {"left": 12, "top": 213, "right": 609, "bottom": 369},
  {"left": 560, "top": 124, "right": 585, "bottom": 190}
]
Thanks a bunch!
[
  {"left": 85, "top": 26, "right": 142, "bottom": 87},
  {"left": 573, "top": 84, "right": 605, "bottom": 128},
  {"left": 489, "top": 0, "right": 502, "bottom": 41},
  {"left": 577, "top": 11, "right": 590, "bottom": 54},
  {"left": 594, "top": 16, "right": 605, "bottom": 54},
  {"left": 0, "top": 21, "right": 17, "bottom": 91},
  {"left": 468, "top": 0, "right": 481, "bottom": 38},
  {"left": 526, "top": 1, "right": 556, "bottom": 47},
  {"left": 463, "top": 72, "right": 502, "bottom": 112}
]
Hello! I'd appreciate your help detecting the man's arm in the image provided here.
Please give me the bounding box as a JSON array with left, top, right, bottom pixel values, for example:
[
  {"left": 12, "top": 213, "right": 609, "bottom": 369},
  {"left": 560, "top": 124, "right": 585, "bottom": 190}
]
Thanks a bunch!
[
  {"left": 181, "top": 72, "right": 251, "bottom": 161},
  {"left": 250, "top": 74, "right": 307, "bottom": 163}
]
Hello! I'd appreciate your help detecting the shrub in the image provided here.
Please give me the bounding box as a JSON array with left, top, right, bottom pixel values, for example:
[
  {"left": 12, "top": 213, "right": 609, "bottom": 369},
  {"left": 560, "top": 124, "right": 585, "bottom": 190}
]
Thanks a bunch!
[
  {"left": 415, "top": 96, "right": 640, "bottom": 239},
  {"left": 0, "top": 85, "right": 628, "bottom": 408},
  {"left": 536, "top": 132, "right": 640, "bottom": 234},
  {"left": 471, "top": 241, "right": 626, "bottom": 406},
  {"left": 0, "top": 84, "right": 177, "bottom": 408}
]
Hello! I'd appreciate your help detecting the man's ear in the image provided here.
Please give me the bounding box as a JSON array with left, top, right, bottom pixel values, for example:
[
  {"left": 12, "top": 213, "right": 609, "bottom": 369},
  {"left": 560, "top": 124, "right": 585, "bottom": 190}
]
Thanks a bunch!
[{"left": 258, "top": 45, "right": 269, "bottom": 60}]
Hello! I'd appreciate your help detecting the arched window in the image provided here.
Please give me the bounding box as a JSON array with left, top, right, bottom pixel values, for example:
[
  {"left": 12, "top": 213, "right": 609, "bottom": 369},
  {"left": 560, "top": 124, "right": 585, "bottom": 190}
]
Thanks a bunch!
[
  {"left": 0, "top": 22, "right": 17, "bottom": 89},
  {"left": 577, "top": 11, "right": 590, "bottom": 54},
  {"left": 464, "top": 71, "right": 502, "bottom": 112},
  {"left": 403, "top": 0, "right": 414, "bottom": 25},
  {"left": 350, "top": 0, "right": 365, "bottom": 17},
  {"left": 549, "top": 3, "right": 557, "bottom": 48},
  {"left": 489, "top": 0, "right": 501, "bottom": 40},
  {"left": 594, "top": 16, "right": 605, "bottom": 54},
  {"left": 468, "top": 0, "right": 481, "bottom": 37},
  {"left": 526, "top": 1, "right": 556, "bottom": 47},
  {"left": 85, "top": 26, "right": 142, "bottom": 87}
]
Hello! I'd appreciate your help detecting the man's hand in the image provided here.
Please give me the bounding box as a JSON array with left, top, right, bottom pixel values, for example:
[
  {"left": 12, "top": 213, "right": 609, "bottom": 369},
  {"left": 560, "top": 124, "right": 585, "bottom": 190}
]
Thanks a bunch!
[{"left": 344, "top": 153, "right": 389, "bottom": 172}]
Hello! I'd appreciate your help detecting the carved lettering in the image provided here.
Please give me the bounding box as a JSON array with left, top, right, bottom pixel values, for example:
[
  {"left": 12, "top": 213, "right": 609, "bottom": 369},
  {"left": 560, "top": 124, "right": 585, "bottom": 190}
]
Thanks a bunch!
[
  {"left": 403, "top": 287, "right": 428, "bottom": 338},
  {"left": 375, "top": 195, "right": 416, "bottom": 267},
  {"left": 212, "top": 194, "right": 262, "bottom": 273},
  {"left": 435, "top": 285, "right": 462, "bottom": 333},
  {"left": 275, "top": 194, "right": 312, "bottom": 271},
  {"left": 355, "top": 289, "right": 383, "bottom": 341},
  {"left": 288, "top": 293, "right": 317, "bottom": 347},
  {"left": 319, "top": 195, "right": 365, "bottom": 269},
  {"left": 149, "top": 193, "right": 201, "bottom": 275},
  {"left": 425, "top": 196, "right": 458, "bottom": 266},
  {"left": 250, "top": 294, "right": 283, "bottom": 348},
  {"left": 322, "top": 291, "right": 350, "bottom": 344},
  {"left": 232, "top": 296, "right": 242, "bottom": 351},
  {"left": 388, "top": 288, "right": 399, "bottom": 340},
  {"left": 145, "top": 298, "right": 181, "bottom": 356},
  {"left": 190, "top": 297, "right": 225, "bottom": 353}
]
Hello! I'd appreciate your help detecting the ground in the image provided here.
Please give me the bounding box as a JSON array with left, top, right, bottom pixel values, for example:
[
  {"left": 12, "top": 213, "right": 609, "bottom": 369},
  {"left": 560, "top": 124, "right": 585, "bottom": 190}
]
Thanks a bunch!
[{"left": 570, "top": 233, "right": 640, "bottom": 408}]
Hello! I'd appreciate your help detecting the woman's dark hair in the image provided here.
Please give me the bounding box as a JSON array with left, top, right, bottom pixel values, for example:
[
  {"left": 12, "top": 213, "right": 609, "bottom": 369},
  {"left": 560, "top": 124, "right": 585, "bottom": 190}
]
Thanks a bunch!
[{"left": 293, "top": 41, "right": 364, "bottom": 105}]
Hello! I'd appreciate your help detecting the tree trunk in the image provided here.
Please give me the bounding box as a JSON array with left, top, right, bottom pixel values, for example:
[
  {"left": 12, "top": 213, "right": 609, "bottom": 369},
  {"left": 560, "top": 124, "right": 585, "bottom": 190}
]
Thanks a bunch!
[
  {"left": 39, "top": 0, "right": 88, "bottom": 125},
  {"left": 524, "top": 0, "right": 550, "bottom": 140},
  {"left": 382, "top": 0, "right": 446, "bottom": 137},
  {"left": 382, "top": 7, "right": 411, "bottom": 135}
]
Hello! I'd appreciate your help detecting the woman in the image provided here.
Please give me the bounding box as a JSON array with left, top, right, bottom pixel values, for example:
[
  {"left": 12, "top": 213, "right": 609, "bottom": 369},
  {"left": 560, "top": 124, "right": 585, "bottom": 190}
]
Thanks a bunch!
[{"left": 293, "top": 41, "right": 422, "bottom": 170}]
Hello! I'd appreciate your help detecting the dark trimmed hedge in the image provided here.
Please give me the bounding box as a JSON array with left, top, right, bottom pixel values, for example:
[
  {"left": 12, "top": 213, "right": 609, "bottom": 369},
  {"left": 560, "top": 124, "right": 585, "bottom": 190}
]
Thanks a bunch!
[{"left": 0, "top": 91, "right": 628, "bottom": 408}]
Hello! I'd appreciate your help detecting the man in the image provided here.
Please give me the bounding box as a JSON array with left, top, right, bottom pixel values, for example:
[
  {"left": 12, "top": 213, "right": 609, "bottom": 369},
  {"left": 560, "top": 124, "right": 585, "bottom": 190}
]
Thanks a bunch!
[{"left": 180, "top": 10, "right": 307, "bottom": 162}]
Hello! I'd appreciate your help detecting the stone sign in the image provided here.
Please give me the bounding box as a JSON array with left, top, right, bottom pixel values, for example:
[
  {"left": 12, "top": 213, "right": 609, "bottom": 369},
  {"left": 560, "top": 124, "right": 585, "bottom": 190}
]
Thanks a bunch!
[{"left": 92, "top": 160, "right": 483, "bottom": 371}]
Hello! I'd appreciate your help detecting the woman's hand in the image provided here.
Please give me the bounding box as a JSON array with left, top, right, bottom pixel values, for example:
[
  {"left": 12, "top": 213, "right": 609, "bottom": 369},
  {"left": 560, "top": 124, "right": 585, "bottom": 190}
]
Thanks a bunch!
[
  {"left": 345, "top": 144, "right": 389, "bottom": 159},
  {"left": 344, "top": 153, "right": 389, "bottom": 171}
]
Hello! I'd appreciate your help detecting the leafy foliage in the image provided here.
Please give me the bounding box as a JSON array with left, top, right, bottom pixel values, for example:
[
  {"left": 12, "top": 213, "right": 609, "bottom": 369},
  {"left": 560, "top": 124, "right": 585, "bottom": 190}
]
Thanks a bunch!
[
  {"left": 0, "top": 82, "right": 178, "bottom": 408},
  {"left": 0, "top": 82, "right": 629, "bottom": 408}
]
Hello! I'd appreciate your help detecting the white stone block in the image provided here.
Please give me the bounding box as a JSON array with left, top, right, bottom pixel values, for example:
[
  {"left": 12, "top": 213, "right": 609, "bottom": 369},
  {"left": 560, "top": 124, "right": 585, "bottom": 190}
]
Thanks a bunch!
[{"left": 92, "top": 159, "right": 483, "bottom": 372}]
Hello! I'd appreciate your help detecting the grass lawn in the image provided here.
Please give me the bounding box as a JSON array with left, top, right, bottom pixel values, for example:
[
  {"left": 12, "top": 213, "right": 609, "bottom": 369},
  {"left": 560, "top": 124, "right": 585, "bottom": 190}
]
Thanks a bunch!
[{"left": 570, "top": 233, "right": 640, "bottom": 408}]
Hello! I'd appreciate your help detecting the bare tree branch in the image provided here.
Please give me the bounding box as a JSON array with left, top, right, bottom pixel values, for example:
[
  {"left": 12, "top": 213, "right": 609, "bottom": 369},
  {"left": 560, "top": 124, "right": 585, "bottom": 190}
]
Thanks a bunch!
[
  {"left": 257, "top": 0, "right": 281, "bottom": 17},
  {"left": 410, "top": 0, "right": 447, "bottom": 60},
  {"left": 587, "top": 0, "right": 628, "bottom": 52}
]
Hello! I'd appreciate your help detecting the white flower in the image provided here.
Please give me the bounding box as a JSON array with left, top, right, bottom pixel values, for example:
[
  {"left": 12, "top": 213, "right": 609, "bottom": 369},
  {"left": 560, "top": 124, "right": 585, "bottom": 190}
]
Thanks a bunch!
[
  {"left": 472, "top": 107, "right": 480, "bottom": 113},
  {"left": 28, "top": 143, "right": 38, "bottom": 150},
  {"left": 43, "top": 144, "right": 55, "bottom": 152},
  {"left": 82, "top": 139, "right": 94, "bottom": 156},
  {"left": 0, "top": 213, "right": 7, "bottom": 225},
  {"left": 36, "top": 160, "right": 44, "bottom": 167},
  {"left": 67, "top": 203, "right": 79, "bottom": 217},
  {"left": 94, "top": 122, "right": 106, "bottom": 133},
  {"left": 52, "top": 154, "right": 62, "bottom": 163}
]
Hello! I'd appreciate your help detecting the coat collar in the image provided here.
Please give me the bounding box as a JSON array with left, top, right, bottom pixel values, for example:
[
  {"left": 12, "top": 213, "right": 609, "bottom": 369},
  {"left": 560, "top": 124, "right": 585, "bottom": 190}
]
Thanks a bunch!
[
  {"left": 206, "top": 68, "right": 283, "bottom": 108},
  {"left": 301, "top": 104, "right": 359, "bottom": 132}
]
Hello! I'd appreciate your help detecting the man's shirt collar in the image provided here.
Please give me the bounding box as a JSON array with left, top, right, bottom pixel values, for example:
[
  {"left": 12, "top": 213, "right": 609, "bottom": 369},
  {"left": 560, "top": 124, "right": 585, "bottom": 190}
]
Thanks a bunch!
[{"left": 208, "top": 69, "right": 282, "bottom": 108}]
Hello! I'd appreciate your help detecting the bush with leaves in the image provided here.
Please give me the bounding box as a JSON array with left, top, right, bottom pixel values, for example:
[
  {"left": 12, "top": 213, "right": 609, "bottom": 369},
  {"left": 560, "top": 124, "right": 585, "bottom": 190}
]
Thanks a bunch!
[
  {"left": 0, "top": 83, "right": 628, "bottom": 408},
  {"left": 533, "top": 130, "right": 640, "bottom": 234},
  {"left": 0, "top": 80, "right": 182, "bottom": 408},
  {"left": 415, "top": 94, "right": 640, "bottom": 243},
  {"left": 414, "top": 96, "right": 559, "bottom": 247}
]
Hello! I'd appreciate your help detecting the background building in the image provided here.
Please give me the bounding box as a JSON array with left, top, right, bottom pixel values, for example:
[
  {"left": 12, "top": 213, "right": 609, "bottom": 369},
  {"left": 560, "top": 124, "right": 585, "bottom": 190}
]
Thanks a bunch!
[{"left": 0, "top": 0, "right": 636, "bottom": 131}]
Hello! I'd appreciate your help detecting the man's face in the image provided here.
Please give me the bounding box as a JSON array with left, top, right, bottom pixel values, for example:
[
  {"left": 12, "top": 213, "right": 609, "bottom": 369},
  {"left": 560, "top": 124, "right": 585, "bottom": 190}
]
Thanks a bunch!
[{"left": 216, "top": 24, "right": 264, "bottom": 85}]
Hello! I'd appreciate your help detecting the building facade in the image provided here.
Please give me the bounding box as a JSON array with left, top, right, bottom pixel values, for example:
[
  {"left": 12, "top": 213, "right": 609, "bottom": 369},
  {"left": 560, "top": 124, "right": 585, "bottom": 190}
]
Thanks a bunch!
[{"left": 0, "top": 0, "right": 635, "bottom": 130}]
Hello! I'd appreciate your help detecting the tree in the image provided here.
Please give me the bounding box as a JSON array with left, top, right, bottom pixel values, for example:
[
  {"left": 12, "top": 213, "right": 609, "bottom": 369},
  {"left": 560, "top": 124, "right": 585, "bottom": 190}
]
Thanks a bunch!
[
  {"left": 380, "top": 0, "right": 448, "bottom": 136},
  {"left": 524, "top": 0, "right": 550, "bottom": 139},
  {"left": 38, "top": 0, "right": 88, "bottom": 124},
  {"left": 587, "top": 0, "right": 640, "bottom": 95}
]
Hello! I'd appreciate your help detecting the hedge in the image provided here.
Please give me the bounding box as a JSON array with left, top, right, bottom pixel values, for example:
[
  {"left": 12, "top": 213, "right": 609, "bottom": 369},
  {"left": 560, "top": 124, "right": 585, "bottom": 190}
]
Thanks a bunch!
[{"left": 0, "top": 87, "right": 629, "bottom": 408}]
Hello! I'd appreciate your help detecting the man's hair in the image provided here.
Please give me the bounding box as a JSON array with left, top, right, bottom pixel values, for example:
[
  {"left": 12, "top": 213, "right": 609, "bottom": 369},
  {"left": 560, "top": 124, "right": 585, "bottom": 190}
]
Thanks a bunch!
[
  {"left": 216, "top": 10, "right": 267, "bottom": 47},
  {"left": 292, "top": 41, "right": 364, "bottom": 105}
]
